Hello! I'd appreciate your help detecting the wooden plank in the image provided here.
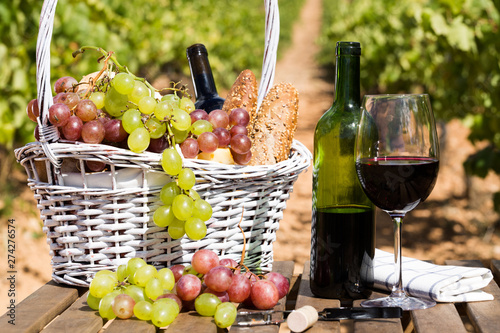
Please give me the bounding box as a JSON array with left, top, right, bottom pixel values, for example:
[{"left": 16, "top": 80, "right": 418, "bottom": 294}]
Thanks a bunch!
[
  {"left": 291, "top": 261, "right": 341, "bottom": 332},
  {"left": 230, "top": 261, "right": 295, "bottom": 333},
  {"left": 445, "top": 260, "right": 500, "bottom": 333},
  {"left": 410, "top": 303, "right": 466, "bottom": 333},
  {"left": 352, "top": 292, "right": 404, "bottom": 333},
  {"left": 41, "top": 291, "right": 103, "bottom": 333},
  {"left": 491, "top": 260, "right": 500, "bottom": 285},
  {"left": 105, "top": 317, "right": 156, "bottom": 333},
  {"left": 0, "top": 280, "right": 79, "bottom": 333}
]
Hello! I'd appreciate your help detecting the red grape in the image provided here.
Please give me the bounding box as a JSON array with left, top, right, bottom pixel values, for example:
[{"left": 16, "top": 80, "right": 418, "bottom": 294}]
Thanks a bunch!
[
  {"left": 208, "top": 109, "right": 229, "bottom": 128},
  {"left": 111, "top": 294, "right": 135, "bottom": 319},
  {"left": 219, "top": 258, "right": 238, "bottom": 269},
  {"left": 227, "top": 273, "right": 251, "bottom": 303},
  {"left": 191, "top": 249, "right": 219, "bottom": 275},
  {"left": 76, "top": 99, "right": 98, "bottom": 122},
  {"left": 213, "top": 127, "right": 231, "bottom": 147},
  {"left": 34, "top": 125, "right": 40, "bottom": 141},
  {"left": 97, "top": 109, "right": 112, "bottom": 124},
  {"left": 230, "top": 134, "right": 251, "bottom": 154},
  {"left": 54, "top": 76, "right": 78, "bottom": 93},
  {"left": 204, "top": 266, "right": 233, "bottom": 293},
  {"left": 229, "top": 108, "right": 250, "bottom": 127},
  {"left": 190, "top": 109, "right": 209, "bottom": 124},
  {"left": 170, "top": 264, "right": 185, "bottom": 282},
  {"left": 48, "top": 103, "right": 71, "bottom": 127},
  {"left": 250, "top": 280, "right": 279, "bottom": 310},
  {"left": 264, "top": 272, "right": 290, "bottom": 299},
  {"left": 148, "top": 137, "right": 169, "bottom": 153},
  {"left": 176, "top": 274, "right": 202, "bottom": 301},
  {"left": 180, "top": 138, "right": 199, "bottom": 158},
  {"left": 62, "top": 116, "right": 83, "bottom": 141},
  {"left": 230, "top": 125, "right": 248, "bottom": 137},
  {"left": 26, "top": 99, "right": 39, "bottom": 122},
  {"left": 203, "top": 288, "right": 229, "bottom": 303},
  {"left": 232, "top": 149, "right": 252, "bottom": 165},
  {"left": 81, "top": 120, "right": 105, "bottom": 144},
  {"left": 198, "top": 132, "right": 219, "bottom": 153},
  {"left": 54, "top": 92, "right": 80, "bottom": 110},
  {"left": 86, "top": 160, "right": 106, "bottom": 172},
  {"left": 104, "top": 119, "right": 128, "bottom": 143}
]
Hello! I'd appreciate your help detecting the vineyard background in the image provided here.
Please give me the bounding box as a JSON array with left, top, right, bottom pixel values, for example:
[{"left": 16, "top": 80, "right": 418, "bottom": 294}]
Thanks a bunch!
[{"left": 1, "top": 0, "right": 500, "bottom": 314}]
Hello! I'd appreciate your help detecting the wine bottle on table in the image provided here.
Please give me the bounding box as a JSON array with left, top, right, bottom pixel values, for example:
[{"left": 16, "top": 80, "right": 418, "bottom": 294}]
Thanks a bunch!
[
  {"left": 186, "top": 43, "right": 225, "bottom": 113},
  {"left": 310, "top": 41, "right": 375, "bottom": 300}
]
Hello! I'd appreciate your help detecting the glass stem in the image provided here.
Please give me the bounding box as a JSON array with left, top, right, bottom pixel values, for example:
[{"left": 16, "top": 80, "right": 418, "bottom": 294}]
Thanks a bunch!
[{"left": 390, "top": 214, "right": 406, "bottom": 298}]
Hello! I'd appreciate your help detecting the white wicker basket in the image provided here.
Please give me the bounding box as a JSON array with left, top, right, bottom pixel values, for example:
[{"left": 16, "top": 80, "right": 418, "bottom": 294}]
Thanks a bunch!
[{"left": 15, "top": 0, "right": 311, "bottom": 287}]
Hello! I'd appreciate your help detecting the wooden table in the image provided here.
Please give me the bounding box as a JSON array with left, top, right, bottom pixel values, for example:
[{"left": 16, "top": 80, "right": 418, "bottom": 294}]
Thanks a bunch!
[{"left": 2, "top": 260, "right": 499, "bottom": 333}]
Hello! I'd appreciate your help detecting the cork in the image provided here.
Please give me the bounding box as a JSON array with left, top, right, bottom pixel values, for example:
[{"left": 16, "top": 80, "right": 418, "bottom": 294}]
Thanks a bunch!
[{"left": 287, "top": 305, "right": 319, "bottom": 332}]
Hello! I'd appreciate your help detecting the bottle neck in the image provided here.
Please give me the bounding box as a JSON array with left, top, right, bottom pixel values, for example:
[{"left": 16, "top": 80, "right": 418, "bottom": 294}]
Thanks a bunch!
[
  {"left": 333, "top": 54, "right": 360, "bottom": 109},
  {"left": 187, "top": 52, "right": 219, "bottom": 99}
]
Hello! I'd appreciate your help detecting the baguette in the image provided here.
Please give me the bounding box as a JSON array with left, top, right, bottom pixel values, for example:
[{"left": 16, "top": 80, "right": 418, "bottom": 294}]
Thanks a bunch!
[
  {"left": 248, "top": 82, "right": 299, "bottom": 165},
  {"left": 222, "top": 69, "right": 258, "bottom": 122}
]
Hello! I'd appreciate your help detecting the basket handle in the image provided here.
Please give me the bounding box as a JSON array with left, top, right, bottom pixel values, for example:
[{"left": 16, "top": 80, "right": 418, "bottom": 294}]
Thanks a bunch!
[{"left": 35, "top": 0, "right": 279, "bottom": 167}]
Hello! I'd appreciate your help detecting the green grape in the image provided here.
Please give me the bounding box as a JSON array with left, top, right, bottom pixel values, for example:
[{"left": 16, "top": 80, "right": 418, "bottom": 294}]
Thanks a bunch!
[
  {"left": 167, "top": 218, "right": 186, "bottom": 239},
  {"left": 188, "top": 189, "right": 200, "bottom": 201},
  {"left": 124, "top": 284, "right": 147, "bottom": 303},
  {"left": 134, "top": 300, "right": 153, "bottom": 321},
  {"left": 138, "top": 96, "right": 157, "bottom": 115},
  {"left": 177, "top": 168, "right": 196, "bottom": 190},
  {"left": 171, "top": 127, "right": 189, "bottom": 144},
  {"left": 126, "top": 257, "right": 147, "bottom": 279},
  {"left": 179, "top": 97, "right": 195, "bottom": 113},
  {"left": 161, "top": 94, "right": 180, "bottom": 107},
  {"left": 151, "top": 298, "right": 180, "bottom": 327},
  {"left": 104, "top": 86, "right": 128, "bottom": 117},
  {"left": 122, "top": 109, "right": 143, "bottom": 134},
  {"left": 113, "top": 72, "right": 135, "bottom": 95},
  {"left": 117, "top": 264, "right": 128, "bottom": 282},
  {"left": 185, "top": 217, "right": 207, "bottom": 240},
  {"left": 193, "top": 199, "right": 213, "bottom": 221},
  {"left": 157, "top": 268, "right": 175, "bottom": 291},
  {"left": 145, "top": 277, "right": 164, "bottom": 301},
  {"left": 86, "top": 292, "right": 101, "bottom": 310},
  {"left": 89, "top": 274, "right": 116, "bottom": 298},
  {"left": 153, "top": 205, "right": 175, "bottom": 227},
  {"left": 172, "top": 194, "right": 194, "bottom": 221},
  {"left": 128, "top": 81, "right": 150, "bottom": 104},
  {"left": 90, "top": 91, "right": 105, "bottom": 109},
  {"left": 191, "top": 120, "right": 213, "bottom": 136},
  {"left": 161, "top": 148, "right": 183, "bottom": 176},
  {"left": 134, "top": 264, "right": 158, "bottom": 287},
  {"left": 128, "top": 127, "right": 150, "bottom": 153},
  {"left": 145, "top": 117, "right": 166, "bottom": 139},
  {"left": 94, "top": 269, "right": 117, "bottom": 281},
  {"left": 160, "top": 182, "right": 181, "bottom": 205},
  {"left": 99, "top": 290, "right": 121, "bottom": 320},
  {"left": 171, "top": 108, "right": 192, "bottom": 131},
  {"left": 195, "top": 293, "right": 221, "bottom": 317},
  {"left": 214, "top": 302, "right": 238, "bottom": 328},
  {"left": 154, "top": 100, "right": 173, "bottom": 121}
]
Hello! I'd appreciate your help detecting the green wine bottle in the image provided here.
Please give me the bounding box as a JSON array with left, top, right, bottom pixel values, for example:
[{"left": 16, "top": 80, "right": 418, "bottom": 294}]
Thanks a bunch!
[{"left": 310, "top": 41, "right": 375, "bottom": 300}]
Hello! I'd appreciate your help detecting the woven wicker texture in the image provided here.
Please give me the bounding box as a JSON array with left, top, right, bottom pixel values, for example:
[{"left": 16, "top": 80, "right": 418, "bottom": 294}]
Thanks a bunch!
[{"left": 15, "top": 0, "right": 311, "bottom": 287}]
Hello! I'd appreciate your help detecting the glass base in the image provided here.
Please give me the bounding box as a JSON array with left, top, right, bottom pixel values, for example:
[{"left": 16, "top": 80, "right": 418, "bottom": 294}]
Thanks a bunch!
[{"left": 361, "top": 295, "right": 436, "bottom": 311}]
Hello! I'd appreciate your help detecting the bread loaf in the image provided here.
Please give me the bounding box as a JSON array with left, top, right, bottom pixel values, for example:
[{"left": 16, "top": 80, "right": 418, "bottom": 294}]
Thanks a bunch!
[
  {"left": 222, "top": 69, "right": 258, "bottom": 121},
  {"left": 248, "top": 82, "right": 299, "bottom": 165}
]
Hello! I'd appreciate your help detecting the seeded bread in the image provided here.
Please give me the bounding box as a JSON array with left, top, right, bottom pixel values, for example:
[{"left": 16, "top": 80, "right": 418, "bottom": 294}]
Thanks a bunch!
[
  {"left": 222, "top": 69, "right": 258, "bottom": 122},
  {"left": 248, "top": 82, "right": 299, "bottom": 165}
]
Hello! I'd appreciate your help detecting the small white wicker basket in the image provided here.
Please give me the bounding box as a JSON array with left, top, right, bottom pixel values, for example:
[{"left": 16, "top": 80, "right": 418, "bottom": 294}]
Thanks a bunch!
[{"left": 15, "top": 0, "right": 311, "bottom": 287}]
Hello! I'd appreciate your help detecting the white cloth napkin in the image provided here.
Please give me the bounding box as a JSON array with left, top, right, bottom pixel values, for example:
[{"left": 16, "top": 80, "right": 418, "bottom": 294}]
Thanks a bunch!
[{"left": 373, "top": 249, "right": 494, "bottom": 302}]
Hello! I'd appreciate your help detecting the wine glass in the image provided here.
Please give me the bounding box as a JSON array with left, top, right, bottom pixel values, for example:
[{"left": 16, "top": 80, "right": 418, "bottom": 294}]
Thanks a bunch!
[{"left": 355, "top": 94, "right": 440, "bottom": 310}]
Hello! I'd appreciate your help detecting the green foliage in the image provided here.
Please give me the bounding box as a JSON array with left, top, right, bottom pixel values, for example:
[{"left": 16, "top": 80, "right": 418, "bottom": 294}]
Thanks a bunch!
[
  {"left": 319, "top": 0, "right": 500, "bottom": 212},
  {"left": 0, "top": 0, "right": 303, "bottom": 149}
]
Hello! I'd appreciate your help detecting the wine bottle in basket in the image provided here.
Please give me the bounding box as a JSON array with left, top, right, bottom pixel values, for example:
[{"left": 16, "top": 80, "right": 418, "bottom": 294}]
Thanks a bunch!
[
  {"left": 310, "top": 41, "right": 375, "bottom": 300},
  {"left": 186, "top": 43, "right": 225, "bottom": 112}
]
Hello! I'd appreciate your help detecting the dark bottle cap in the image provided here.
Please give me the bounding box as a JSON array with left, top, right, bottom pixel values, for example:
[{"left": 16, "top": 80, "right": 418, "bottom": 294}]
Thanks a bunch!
[
  {"left": 187, "top": 43, "right": 208, "bottom": 58},
  {"left": 336, "top": 41, "right": 361, "bottom": 56}
]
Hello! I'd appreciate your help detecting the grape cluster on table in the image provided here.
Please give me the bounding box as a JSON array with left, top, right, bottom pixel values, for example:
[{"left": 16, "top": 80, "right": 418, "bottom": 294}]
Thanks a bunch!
[{"left": 87, "top": 249, "right": 289, "bottom": 329}]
